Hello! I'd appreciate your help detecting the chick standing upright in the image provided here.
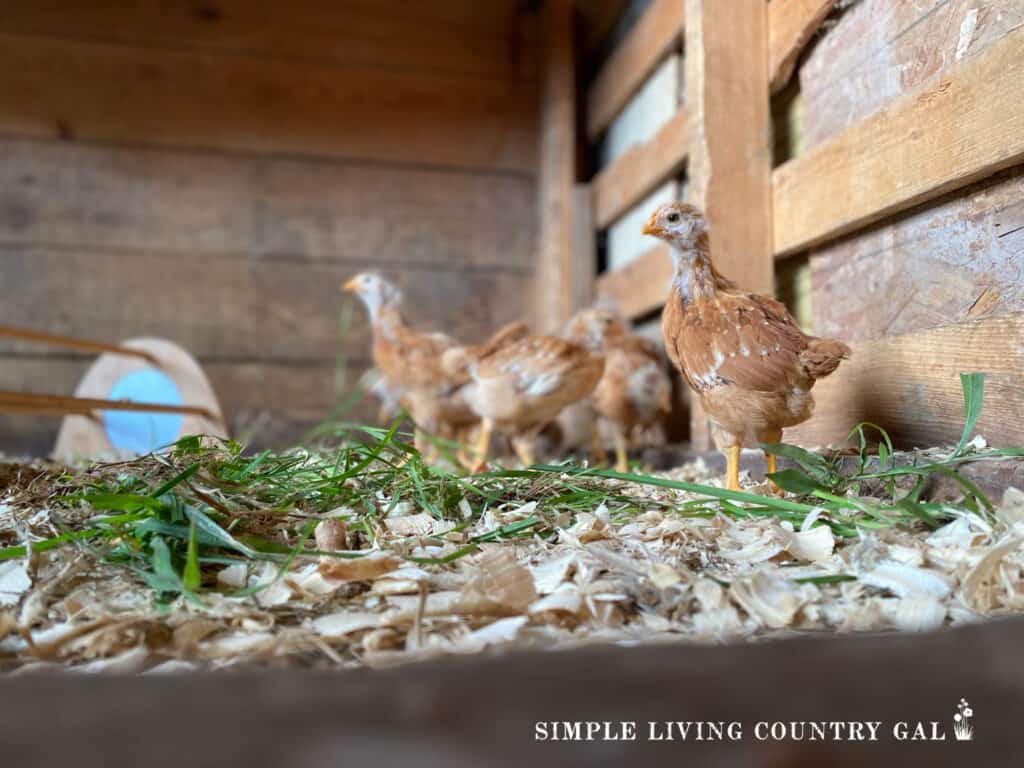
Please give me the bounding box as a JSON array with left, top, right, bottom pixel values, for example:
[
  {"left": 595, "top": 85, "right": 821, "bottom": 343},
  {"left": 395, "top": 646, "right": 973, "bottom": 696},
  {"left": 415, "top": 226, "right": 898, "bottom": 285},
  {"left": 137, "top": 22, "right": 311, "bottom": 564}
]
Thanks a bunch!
[
  {"left": 444, "top": 333, "right": 604, "bottom": 471},
  {"left": 643, "top": 203, "right": 850, "bottom": 491},
  {"left": 566, "top": 307, "right": 671, "bottom": 472}
]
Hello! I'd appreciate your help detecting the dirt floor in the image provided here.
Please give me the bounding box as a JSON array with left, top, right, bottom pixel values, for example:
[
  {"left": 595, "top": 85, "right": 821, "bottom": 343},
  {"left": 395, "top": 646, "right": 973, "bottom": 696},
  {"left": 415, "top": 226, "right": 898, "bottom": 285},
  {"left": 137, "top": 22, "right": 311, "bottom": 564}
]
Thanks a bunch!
[{"left": 2, "top": 435, "right": 1024, "bottom": 674}]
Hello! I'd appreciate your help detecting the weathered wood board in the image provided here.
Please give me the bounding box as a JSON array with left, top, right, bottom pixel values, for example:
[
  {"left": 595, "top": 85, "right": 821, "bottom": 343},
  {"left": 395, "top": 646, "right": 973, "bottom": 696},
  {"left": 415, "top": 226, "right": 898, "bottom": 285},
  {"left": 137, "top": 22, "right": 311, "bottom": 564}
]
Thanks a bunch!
[
  {"left": 0, "top": 139, "right": 536, "bottom": 270},
  {"left": 768, "top": 0, "right": 836, "bottom": 93},
  {"left": 0, "top": 246, "right": 529, "bottom": 362},
  {"left": 786, "top": 313, "right": 1024, "bottom": 449},
  {"left": 798, "top": 0, "right": 1023, "bottom": 149},
  {"left": 774, "top": 20, "right": 1024, "bottom": 255},
  {"left": 0, "top": 33, "right": 537, "bottom": 173},
  {"left": 808, "top": 169, "right": 1024, "bottom": 344},
  {"left": 3, "top": 619, "right": 1024, "bottom": 766},
  {"left": 1, "top": 0, "right": 539, "bottom": 82}
]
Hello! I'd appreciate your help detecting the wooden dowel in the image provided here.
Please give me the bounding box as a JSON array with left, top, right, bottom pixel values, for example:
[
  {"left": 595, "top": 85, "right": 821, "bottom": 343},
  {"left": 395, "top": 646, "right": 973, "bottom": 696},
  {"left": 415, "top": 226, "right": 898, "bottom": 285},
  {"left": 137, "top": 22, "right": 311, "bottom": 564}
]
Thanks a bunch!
[
  {"left": 0, "top": 325, "right": 161, "bottom": 366},
  {"left": 0, "top": 391, "right": 217, "bottom": 421}
]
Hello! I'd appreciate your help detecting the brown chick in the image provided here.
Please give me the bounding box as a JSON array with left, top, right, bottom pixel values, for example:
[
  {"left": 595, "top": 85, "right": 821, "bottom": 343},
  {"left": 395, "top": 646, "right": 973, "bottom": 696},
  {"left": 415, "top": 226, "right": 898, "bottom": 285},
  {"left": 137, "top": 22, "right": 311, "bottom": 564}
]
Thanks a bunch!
[
  {"left": 643, "top": 202, "right": 850, "bottom": 492},
  {"left": 566, "top": 307, "right": 672, "bottom": 473},
  {"left": 343, "top": 272, "right": 472, "bottom": 459},
  {"left": 445, "top": 334, "right": 604, "bottom": 471}
]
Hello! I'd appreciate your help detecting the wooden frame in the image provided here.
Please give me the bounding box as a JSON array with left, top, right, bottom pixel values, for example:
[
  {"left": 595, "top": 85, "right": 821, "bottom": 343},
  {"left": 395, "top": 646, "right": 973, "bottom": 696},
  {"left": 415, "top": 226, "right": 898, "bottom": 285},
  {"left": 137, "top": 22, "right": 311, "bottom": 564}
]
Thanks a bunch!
[{"left": 545, "top": 0, "right": 1024, "bottom": 449}]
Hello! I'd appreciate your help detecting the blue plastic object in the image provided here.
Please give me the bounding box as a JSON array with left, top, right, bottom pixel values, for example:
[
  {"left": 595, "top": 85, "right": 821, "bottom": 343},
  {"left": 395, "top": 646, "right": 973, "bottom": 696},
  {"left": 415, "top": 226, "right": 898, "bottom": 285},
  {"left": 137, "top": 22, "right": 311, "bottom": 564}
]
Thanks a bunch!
[{"left": 103, "top": 369, "right": 184, "bottom": 454}]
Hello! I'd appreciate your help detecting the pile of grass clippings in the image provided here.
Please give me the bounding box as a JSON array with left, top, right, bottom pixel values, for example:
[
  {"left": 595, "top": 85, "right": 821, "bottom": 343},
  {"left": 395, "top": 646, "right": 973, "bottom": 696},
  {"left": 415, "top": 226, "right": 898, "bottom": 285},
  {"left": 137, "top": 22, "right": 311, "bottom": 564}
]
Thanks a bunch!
[{"left": 2, "top": 374, "right": 1024, "bottom": 673}]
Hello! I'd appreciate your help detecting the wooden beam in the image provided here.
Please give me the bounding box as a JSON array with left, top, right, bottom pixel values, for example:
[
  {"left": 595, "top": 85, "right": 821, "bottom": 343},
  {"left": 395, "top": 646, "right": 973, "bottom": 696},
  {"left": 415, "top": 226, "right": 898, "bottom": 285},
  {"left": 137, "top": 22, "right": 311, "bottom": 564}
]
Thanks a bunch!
[
  {"left": 773, "top": 24, "right": 1024, "bottom": 257},
  {"left": 0, "top": 391, "right": 217, "bottom": 420},
  {"left": 5, "top": 619, "right": 1024, "bottom": 764},
  {"left": 535, "top": 0, "right": 577, "bottom": 332},
  {"left": 591, "top": 109, "right": 688, "bottom": 229},
  {"left": 0, "top": 326, "right": 158, "bottom": 365},
  {"left": 586, "top": 0, "right": 686, "bottom": 140},
  {"left": 595, "top": 244, "right": 672, "bottom": 319},
  {"left": 787, "top": 313, "right": 1024, "bottom": 449},
  {"left": 685, "top": 0, "right": 774, "bottom": 450},
  {"left": 571, "top": 184, "right": 596, "bottom": 313},
  {"left": 768, "top": 0, "right": 835, "bottom": 94}
]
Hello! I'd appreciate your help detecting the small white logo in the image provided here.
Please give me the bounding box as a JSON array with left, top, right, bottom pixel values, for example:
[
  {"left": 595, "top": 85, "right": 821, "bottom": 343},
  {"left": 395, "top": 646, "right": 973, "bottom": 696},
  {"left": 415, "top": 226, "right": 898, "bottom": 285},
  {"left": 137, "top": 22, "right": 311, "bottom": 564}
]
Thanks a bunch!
[{"left": 953, "top": 699, "right": 974, "bottom": 742}]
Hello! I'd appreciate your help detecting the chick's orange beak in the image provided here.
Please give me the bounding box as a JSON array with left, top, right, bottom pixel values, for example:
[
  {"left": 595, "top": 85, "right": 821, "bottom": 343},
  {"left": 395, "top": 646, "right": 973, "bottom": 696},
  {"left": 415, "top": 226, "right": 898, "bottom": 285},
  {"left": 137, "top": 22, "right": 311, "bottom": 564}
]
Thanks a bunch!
[
  {"left": 642, "top": 220, "right": 662, "bottom": 236},
  {"left": 341, "top": 277, "right": 360, "bottom": 293}
]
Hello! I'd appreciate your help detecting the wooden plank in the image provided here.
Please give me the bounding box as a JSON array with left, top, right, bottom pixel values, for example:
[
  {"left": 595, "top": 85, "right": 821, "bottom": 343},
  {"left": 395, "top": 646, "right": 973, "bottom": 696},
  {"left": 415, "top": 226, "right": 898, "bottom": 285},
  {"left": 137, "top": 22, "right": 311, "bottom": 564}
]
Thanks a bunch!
[
  {"left": 5, "top": 619, "right": 1024, "bottom": 763},
  {"left": 774, "top": 22, "right": 1024, "bottom": 257},
  {"left": 535, "top": 0, "right": 577, "bottom": 332},
  {"left": 1, "top": 0, "right": 538, "bottom": 82},
  {"left": 685, "top": 0, "right": 773, "bottom": 451},
  {"left": 0, "top": 139, "right": 535, "bottom": 270},
  {"left": 595, "top": 244, "right": 673, "bottom": 319},
  {"left": 571, "top": 184, "right": 596, "bottom": 314},
  {"left": 787, "top": 313, "right": 1024, "bottom": 449},
  {"left": 809, "top": 169, "right": 1024, "bottom": 345},
  {"left": 0, "top": 246, "right": 532, "bottom": 363},
  {"left": 685, "top": 0, "right": 773, "bottom": 294},
  {"left": 775, "top": 19, "right": 1024, "bottom": 256},
  {"left": 586, "top": 0, "right": 686, "bottom": 140},
  {"left": 768, "top": 0, "right": 836, "bottom": 94},
  {"left": 0, "top": 33, "right": 537, "bottom": 173},
  {"left": 592, "top": 109, "right": 688, "bottom": 229},
  {"left": 798, "top": 0, "right": 1022, "bottom": 149}
]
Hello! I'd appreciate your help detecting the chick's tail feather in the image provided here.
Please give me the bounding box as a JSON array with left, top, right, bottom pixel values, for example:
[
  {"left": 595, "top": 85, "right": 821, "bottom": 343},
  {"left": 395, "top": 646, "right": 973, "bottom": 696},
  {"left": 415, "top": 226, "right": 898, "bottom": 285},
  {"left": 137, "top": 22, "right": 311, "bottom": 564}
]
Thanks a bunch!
[{"left": 800, "top": 338, "right": 851, "bottom": 380}]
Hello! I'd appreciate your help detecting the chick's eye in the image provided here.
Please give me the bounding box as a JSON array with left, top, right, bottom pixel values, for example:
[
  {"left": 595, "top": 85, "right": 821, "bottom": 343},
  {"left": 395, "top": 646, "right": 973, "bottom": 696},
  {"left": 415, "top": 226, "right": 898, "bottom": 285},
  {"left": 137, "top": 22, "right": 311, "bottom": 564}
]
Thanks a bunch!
[{"left": 666, "top": 212, "right": 680, "bottom": 224}]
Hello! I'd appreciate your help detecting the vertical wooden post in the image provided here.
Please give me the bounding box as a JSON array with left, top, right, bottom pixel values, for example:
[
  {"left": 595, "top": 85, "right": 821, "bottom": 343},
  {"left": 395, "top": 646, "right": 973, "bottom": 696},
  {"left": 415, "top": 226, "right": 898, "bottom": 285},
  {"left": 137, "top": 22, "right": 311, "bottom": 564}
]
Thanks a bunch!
[
  {"left": 536, "top": 0, "right": 577, "bottom": 333},
  {"left": 684, "top": 0, "right": 774, "bottom": 451}
]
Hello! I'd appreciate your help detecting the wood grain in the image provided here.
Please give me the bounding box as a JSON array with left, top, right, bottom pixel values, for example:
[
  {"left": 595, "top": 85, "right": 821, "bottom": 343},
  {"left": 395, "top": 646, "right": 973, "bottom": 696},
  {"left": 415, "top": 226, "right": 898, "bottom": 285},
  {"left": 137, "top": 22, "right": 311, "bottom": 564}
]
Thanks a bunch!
[
  {"left": 768, "top": 0, "right": 836, "bottom": 93},
  {"left": 0, "top": 246, "right": 531, "bottom": 363},
  {"left": 786, "top": 313, "right": 1024, "bottom": 449},
  {"left": 3, "top": 619, "right": 1024, "bottom": 765},
  {"left": 592, "top": 109, "right": 688, "bottom": 229},
  {"left": 0, "top": 33, "right": 537, "bottom": 173},
  {"left": 535, "top": 0, "right": 577, "bottom": 332},
  {"left": 595, "top": 244, "right": 673, "bottom": 319},
  {"left": 586, "top": 0, "right": 686, "bottom": 140},
  {"left": 1, "top": 0, "right": 539, "bottom": 81},
  {"left": 774, "top": 21, "right": 1024, "bottom": 256},
  {"left": 685, "top": 0, "right": 774, "bottom": 295},
  {"left": 798, "top": 0, "right": 1023, "bottom": 149},
  {"left": 0, "top": 139, "right": 536, "bottom": 270},
  {"left": 808, "top": 169, "right": 1024, "bottom": 344}
]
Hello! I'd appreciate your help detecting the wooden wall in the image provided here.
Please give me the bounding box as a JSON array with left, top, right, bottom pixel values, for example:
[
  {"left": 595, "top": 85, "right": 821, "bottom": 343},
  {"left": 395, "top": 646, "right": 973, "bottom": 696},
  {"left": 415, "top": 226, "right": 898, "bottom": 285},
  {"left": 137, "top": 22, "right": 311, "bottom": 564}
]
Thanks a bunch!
[
  {"left": 800, "top": 0, "right": 1024, "bottom": 344},
  {"left": 0, "top": 0, "right": 540, "bottom": 455},
  {"left": 783, "top": 0, "right": 1024, "bottom": 448}
]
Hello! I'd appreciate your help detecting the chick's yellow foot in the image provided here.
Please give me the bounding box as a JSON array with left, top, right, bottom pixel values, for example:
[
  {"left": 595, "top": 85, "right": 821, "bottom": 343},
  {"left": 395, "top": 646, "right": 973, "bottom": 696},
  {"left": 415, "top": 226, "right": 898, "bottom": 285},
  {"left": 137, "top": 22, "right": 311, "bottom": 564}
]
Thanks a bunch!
[
  {"left": 764, "top": 452, "right": 786, "bottom": 496},
  {"left": 614, "top": 431, "right": 629, "bottom": 474}
]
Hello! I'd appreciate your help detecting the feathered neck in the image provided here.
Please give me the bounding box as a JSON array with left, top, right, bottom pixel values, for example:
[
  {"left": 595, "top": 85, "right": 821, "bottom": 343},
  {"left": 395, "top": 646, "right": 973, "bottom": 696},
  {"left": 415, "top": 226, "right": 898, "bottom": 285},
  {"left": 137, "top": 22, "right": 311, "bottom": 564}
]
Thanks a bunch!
[
  {"left": 371, "top": 302, "right": 404, "bottom": 340},
  {"left": 669, "top": 232, "right": 734, "bottom": 305}
]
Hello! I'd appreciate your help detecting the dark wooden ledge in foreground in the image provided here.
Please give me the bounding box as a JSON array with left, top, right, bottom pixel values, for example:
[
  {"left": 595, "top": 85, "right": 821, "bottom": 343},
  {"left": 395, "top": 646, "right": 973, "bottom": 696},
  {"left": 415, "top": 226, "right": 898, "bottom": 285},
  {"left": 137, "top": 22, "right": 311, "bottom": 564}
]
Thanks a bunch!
[{"left": 1, "top": 617, "right": 1022, "bottom": 767}]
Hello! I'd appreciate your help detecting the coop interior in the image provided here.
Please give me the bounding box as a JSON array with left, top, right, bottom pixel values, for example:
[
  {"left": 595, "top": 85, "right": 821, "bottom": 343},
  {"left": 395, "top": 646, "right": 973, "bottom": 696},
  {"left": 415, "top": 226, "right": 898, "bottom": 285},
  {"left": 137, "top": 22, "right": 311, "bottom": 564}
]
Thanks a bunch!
[{"left": 1, "top": 0, "right": 1024, "bottom": 761}]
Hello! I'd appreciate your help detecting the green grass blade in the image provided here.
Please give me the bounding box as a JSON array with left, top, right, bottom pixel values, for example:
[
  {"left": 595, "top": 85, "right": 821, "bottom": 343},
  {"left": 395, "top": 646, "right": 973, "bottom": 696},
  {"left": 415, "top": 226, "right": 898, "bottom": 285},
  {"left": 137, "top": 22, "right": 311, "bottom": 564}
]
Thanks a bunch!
[{"left": 954, "top": 372, "right": 986, "bottom": 457}]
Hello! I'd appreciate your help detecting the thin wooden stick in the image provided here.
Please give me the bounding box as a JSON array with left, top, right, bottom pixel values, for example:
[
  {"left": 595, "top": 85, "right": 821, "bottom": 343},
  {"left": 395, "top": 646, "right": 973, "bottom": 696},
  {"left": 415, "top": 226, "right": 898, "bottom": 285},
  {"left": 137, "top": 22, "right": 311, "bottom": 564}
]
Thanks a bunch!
[
  {"left": 0, "top": 325, "right": 160, "bottom": 366},
  {"left": 0, "top": 391, "right": 217, "bottom": 421}
]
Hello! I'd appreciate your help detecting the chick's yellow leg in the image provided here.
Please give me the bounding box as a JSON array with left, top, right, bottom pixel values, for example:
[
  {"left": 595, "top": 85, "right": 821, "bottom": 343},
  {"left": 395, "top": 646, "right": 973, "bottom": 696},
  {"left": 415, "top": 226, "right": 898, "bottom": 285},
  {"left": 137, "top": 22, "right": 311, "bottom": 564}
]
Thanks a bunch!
[
  {"left": 512, "top": 436, "right": 535, "bottom": 469},
  {"left": 725, "top": 445, "right": 741, "bottom": 491},
  {"left": 761, "top": 429, "right": 784, "bottom": 496},
  {"left": 613, "top": 430, "right": 629, "bottom": 474},
  {"left": 470, "top": 419, "right": 493, "bottom": 473}
]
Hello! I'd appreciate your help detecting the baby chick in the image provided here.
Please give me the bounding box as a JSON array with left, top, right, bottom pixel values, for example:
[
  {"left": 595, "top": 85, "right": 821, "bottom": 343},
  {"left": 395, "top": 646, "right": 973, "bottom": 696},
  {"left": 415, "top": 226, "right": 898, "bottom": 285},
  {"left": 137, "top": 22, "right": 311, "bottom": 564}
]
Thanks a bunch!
[
  {"left": 444, "top": 333, "right": 604, "bottom": 471},
  {"left": 566, "top": 307, "right": 672, "bottom": 472},
  {"left": 643, "top": 203, "right": 850, "bottom": 491}
]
